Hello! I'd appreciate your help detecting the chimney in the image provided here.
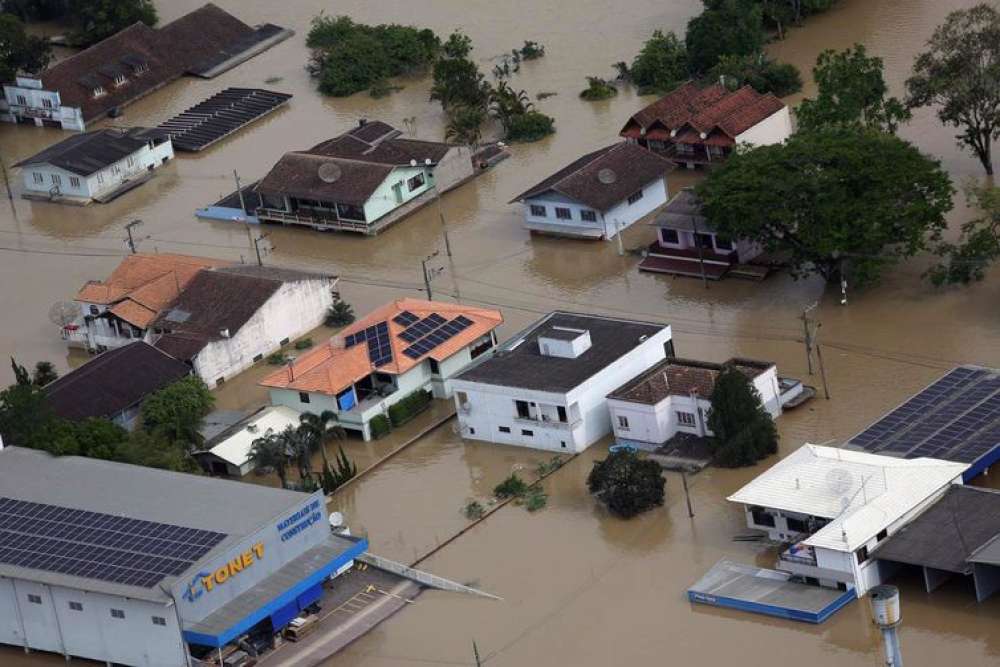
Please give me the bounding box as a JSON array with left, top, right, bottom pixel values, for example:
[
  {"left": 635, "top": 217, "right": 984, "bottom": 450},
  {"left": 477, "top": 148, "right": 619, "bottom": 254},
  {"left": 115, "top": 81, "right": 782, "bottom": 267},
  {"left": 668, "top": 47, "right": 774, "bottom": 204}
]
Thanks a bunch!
[{"left": 358, "top": 118, "right": 367, "bottom": 127}]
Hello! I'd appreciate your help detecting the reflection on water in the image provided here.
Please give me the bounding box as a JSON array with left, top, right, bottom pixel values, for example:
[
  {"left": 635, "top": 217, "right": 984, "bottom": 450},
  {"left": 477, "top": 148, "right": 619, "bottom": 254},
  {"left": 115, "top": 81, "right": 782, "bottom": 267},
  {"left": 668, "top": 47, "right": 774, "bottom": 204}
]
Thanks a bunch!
[{"left": 3, "top": 0, "right": 1000, "bottom": 665}]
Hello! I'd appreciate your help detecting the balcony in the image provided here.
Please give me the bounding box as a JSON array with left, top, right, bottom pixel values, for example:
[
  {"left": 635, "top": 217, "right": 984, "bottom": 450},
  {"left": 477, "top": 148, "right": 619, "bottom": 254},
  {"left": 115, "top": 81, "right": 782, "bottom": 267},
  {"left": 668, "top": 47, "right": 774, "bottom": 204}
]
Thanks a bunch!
[
  {"left": 256, "top": 207, "right": 369, "bottom": 232},
  {"left": 513, "top": 416, "right": 581, "bottom": 431},
  {"left": 779, "top": 545, "right": 817, "bottom": 567}
]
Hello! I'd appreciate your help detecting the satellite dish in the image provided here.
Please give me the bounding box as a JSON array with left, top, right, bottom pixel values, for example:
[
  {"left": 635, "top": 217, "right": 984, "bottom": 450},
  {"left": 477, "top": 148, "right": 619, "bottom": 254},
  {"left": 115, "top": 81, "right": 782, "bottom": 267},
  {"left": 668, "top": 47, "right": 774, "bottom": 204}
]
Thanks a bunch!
[
  {"left": 317, "top": 162, "right": 342, "bottom": 183},
  {"left": 597, "top": 168, "right": 617, "bottom": 185},
  {"left": 49, "top": 301, "right": 79, "bottom": 327},
  {"left": 826, "top": 468, "right": 854, "bottom": 496},
  {"left": 409, "top": 159, "right": 418, "bottom": 167},
  {"left": 329, "top": 512, "right": 344, "bottom": 528}
]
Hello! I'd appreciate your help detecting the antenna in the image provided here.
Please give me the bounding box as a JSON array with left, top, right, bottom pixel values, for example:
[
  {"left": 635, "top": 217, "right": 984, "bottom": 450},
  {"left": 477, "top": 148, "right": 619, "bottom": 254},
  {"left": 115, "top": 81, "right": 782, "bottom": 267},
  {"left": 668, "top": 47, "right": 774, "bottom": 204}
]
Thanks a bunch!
[{"left": 317, "top": 162, "right": 342, "bottom": 183}]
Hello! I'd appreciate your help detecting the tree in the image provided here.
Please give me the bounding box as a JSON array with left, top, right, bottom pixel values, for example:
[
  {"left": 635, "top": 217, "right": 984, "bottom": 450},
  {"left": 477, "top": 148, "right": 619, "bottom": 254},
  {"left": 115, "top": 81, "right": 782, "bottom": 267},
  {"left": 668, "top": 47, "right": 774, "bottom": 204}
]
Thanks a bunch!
[
  {"left": 579, "top": 76, "right": 618, "bottom": 101},
  {"left": 489, "top": 81, "right": 533, "bottom": 134},
  {"left": 285, "top": 425, "right": 316, "bottom": 483},
  {"left": 708, "top": 53, "right": 802, "bottom": 97},
  {"left": 445, "top": 105, "right": 485, "bottom": 146},
  {"left": 907, "top": 5, "right": 1000, "bottom": 175},
  {"left": 587, "top": 450, "right": 666, "bottom": 519},
  {"left": 706, "top": 366, "right": 778, "bottom": 467},
  {"left": 10, "top": 357, "right": 31, "bottom": 386},
  {"left": 325, "top": 298, "right": 355, "bottom": 327},
  {"left": 685, "top": 0, "right": 766, "bottom": 73},
  {"left": 140, "top": 376, "right": 214, "bottom": 451},
  {"left": 928, "top": 182, "right": 1000, "bottom": 285},
  {"left": 695, "top": 128, "right": 954, "bottom": 285},
  {"left": 442, "top": 30, "right": 472, "bottom": 59},
  {"left": 797, "top": 44, "right": 909, "bottom": 134},
  {"left": 4, "top": 0, "right": 70, "bottom": 22},
  {"left": 629, "top": 30, "right": 689, "bottom": 94},
  {"left": 321, "top": 446, "right": 357, "bottom": 494},
  {"left": 431, "top": 56, "right": 490, "bottom": 110},
  {"left": 0, "top": 13, "right": 52, "bottom": 82},
  {"left": 299, "top": 410, "right": 346, "bottom": 478},
  {"left": 505, "top": 111, "right": 555, "bottom": 143},
  {"left": 0, "top": 381, "right": 58, "bottom": 448},
  {"left": 67, "top": 0, "right": 157, "bottom": 47},
  {"left": 32, "top": 361, "right": 58, "bottom": 387},
  {"left": 248, "top": 428, "right": 291, "bottom": 489}
]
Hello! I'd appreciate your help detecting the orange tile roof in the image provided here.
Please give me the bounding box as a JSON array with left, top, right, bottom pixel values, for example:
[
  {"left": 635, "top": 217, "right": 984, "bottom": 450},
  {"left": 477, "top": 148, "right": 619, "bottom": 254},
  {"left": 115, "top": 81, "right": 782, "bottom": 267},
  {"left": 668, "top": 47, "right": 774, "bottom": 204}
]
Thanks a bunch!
[{"left": 260, "top": 298, "right": 503, "bottom": 396}]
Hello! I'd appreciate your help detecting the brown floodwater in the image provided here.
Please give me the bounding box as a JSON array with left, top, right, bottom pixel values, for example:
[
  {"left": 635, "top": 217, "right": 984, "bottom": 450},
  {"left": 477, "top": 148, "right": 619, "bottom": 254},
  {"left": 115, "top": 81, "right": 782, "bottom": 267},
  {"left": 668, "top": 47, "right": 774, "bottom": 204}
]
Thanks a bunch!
[{"left": 3, "top": 0, "right": 1000, "bottom": 665}]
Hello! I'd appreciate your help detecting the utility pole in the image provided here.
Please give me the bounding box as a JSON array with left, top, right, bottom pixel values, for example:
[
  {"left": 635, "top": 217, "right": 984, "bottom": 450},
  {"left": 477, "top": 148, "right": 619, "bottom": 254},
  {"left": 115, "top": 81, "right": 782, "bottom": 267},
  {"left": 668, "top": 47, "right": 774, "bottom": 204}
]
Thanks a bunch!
[
  {"left": 422, "top": 250, "right": 440, "bottom": 300},
  {"left": 0, "top": 145, "right": 12, "bottom": 203},
  {"left": 252, "top": 233, "right": 270, "bottom": 267},
  {"left": 472, "top": 640, "right": 482, "bottom": 667},
  {"left": 614, "top": 220, "right": 625, "bottom": 256},
  {"left": 681, "top": 468, "right": 695, "bottom": 518},
  {"left": 690, "top": 214, "right": 708, "bottom": 289},
  {"left": 813, "top": 322, "right": 831, "bottom": 400},
  {"left": 125, "top": 219, "right": 143, "bottom": 254},
  {"left": 800, "top": 304, "right": 816, "bottom": 375},
  {"left": 233, "top": 169, "right": 246, "bottom": 216}
]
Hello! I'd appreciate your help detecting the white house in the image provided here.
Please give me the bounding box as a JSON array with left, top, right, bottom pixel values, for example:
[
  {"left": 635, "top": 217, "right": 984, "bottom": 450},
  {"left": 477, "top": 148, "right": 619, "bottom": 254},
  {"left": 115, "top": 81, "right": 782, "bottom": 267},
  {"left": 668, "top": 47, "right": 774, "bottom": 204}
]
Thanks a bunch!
[
  {"left": 152, "top": 266, "right": 337, "bottom": 387},
  {"left": 261, "top": 299, "right": 503, "bottom": 440},
  {"left": 14, "top": 127, "right": 173, "bottom": 204},
  {"left": 728, "top": 444, "right": 967, "bottom": 596},
  {"left": 620, "top": 81, "right": 792, "bottom": 169},
  {"left": 607, "top": 357, "right": 788, "bottom": 449},
  {"left": 254, "top": 120, "right": 474, "bottom": 234},
  {"left": 451, "top": 312, "right": 674, "bottom": 453},
  {"left": 510, "top": 142, "right": 673, "bottom": 240},
  {"left": 193, "top": 405, "right": 302, "bottom": 477}
]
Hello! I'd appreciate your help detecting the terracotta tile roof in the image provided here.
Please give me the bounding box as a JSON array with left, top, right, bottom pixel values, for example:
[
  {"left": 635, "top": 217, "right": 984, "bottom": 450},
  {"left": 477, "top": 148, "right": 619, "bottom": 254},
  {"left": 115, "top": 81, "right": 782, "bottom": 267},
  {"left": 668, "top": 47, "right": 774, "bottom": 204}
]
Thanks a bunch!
[
  {"left": 255, "top": 152, "right": 393, "bottom": 206},
  {"left": 608, "top": 357, "right": 775, "bottom": 405},
  {"left": 620, "top": 83, "right": 785, "bottom": 141},
  {"left": 511, "top": 143, "right": 674, "bottom": 212},
  {"left": 260, "top": 299, "right": 503, "bottom": 395}
]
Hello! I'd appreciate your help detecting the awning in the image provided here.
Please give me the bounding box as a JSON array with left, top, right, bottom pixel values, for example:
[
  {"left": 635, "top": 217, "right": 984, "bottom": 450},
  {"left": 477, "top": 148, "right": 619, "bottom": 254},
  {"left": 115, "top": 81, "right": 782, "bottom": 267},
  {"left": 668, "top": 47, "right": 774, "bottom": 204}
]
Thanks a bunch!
[{"left": 183, "top": 534, "right": 368, "bottom": 648}]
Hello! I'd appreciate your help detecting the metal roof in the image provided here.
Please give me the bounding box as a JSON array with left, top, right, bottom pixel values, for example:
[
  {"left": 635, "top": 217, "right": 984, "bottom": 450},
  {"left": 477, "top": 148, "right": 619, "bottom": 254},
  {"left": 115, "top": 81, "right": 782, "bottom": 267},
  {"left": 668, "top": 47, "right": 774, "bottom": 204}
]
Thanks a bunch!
[
  {"left": 727, "top": 444, "right": 967, "bottom": 552},
  {"left": 200, "top": 405, "right": 302, "bottom": 468},
  {"left": 156, "top": 88, "right": 292, "bottom": 152}
]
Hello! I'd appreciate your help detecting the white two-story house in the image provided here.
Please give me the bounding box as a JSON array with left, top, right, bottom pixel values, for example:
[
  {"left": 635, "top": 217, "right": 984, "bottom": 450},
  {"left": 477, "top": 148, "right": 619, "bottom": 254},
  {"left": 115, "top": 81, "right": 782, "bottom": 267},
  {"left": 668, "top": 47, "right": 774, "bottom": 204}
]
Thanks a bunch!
[
  {"left": 510, "top": 142, "right": 673, "bottom": 240},
  {"left": 261, "top": 299, "right": 502, "bottom": 440},
  {"left": 15, "top": 127, "right": 173, "bottom": 204},
  {"left": 451, "top": 312, "right": 675, "bottom": 452}
]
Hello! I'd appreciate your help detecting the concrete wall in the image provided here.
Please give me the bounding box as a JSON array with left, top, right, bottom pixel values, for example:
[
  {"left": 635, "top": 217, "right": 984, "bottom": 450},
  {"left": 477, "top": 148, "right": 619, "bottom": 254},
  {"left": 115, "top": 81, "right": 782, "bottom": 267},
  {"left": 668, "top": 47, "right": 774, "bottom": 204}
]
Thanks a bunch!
[
  {"left": 363, "top": 165, "right": 434, "bottom": 223},
  {"left": 431, "top": 146, "right": 474, "bottom": 193},
  {"left": 735, "top": 106, "right": 792, "bottom": 148},
  {"left": 66, "top": 301, "right": 150, "bottom": 351},
  {"left": 191, "top": 278, "right": 335, "bottom": 386}
]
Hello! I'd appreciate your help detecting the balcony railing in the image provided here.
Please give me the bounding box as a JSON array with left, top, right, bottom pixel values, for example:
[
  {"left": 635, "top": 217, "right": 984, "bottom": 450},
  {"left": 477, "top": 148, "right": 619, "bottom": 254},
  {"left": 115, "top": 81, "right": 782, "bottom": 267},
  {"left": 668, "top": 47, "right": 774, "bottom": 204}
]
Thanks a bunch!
[
  {"left": 778, "top": 546, "right": 817, "bottom": 567},
  {"left": 256, "top": 207, "right": 369, "bottom": 232},
  {"left": 513, "top": 416, "right": 581, "bottom": 430}
]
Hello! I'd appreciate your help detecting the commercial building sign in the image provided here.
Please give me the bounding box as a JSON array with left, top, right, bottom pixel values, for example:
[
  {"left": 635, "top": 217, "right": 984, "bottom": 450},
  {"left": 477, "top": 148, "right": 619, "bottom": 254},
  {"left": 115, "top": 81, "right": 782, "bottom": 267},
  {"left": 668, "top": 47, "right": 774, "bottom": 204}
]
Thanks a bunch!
[
  {"left": 277, "top": 498, "right": 323, "bottom": 542},
  {"left": 182, "top": 542, "right": 264, "bottom": 602}
]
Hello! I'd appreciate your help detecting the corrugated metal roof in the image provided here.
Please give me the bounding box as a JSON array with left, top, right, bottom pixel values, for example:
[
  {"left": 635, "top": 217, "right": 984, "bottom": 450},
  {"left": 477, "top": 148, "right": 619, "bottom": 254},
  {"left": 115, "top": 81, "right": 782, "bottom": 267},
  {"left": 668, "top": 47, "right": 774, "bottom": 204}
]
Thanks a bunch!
[
  {"left": 728, "top": 444, "right": 967, "bottom": 552},
  {"left": 204, "top": 405, "right": 302, "bottom": 468}
]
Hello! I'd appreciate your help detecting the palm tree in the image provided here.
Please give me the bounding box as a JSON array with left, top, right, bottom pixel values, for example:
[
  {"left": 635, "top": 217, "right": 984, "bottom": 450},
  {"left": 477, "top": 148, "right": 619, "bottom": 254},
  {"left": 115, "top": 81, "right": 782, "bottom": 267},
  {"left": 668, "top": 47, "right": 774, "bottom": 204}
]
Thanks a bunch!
[
  {"left": 488, "top": 81, "right": 533, "bottom": 134},
  {"left": 445, "top": 105, "right": 485, "bottom": 148},
  {"left": 248, "top": 428, "right": 290, "bottom": 488},
  {"left": 299, "top": 410, "right": 347, "bottom": 478}
]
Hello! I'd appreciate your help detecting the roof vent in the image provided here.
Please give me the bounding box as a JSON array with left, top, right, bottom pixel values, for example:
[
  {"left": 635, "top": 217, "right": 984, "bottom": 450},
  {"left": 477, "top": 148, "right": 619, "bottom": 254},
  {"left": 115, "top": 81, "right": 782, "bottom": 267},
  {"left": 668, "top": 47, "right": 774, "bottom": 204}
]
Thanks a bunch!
[
  {"left": 318, "top": 161, "right": 342, "bottom": 183},
  {"left": 538, "top": 326, "right": 591, "bottom": 359}
]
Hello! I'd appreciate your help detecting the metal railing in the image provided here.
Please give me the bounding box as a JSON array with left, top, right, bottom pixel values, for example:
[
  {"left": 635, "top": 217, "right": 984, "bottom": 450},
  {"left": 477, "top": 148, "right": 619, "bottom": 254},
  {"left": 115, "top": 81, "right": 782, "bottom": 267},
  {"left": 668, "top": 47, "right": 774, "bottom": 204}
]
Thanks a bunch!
[
  {"left": 778, "top": 550, "right": 817, "bottom": 566},
  {"left": 256, "top": 207, "right": 370, "bottom": 232},
  {"left": 513, "top": 416, "right": 581, "bottom": 430}
]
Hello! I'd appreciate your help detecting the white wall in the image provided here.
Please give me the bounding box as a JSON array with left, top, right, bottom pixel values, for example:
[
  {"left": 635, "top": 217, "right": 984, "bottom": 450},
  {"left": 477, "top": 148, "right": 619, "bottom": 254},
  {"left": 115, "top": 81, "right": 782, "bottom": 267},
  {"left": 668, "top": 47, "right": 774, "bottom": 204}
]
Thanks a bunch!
[
  {"left": 432, "top": 146, "right": 475, "bottom": 193},
  {"left": 601, "top": 176, "right": 669, "bottom": 236},
  {"left": 735, "top": 106, "right": 792, "bottom": 148},
  {"left": 2, "top": 78, "right": 84, "bottom": 131},
  {"left": 523, "top": 177, "right": 669, "bottom": 240}
]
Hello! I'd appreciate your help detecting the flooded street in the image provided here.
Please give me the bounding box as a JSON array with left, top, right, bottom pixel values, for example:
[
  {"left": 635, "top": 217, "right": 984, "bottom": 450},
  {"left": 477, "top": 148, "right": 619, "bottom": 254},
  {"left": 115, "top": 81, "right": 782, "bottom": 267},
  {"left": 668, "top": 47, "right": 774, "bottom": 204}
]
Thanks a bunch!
[{"left": 3, "top": 0, "right": 1000, "bottom": 665}]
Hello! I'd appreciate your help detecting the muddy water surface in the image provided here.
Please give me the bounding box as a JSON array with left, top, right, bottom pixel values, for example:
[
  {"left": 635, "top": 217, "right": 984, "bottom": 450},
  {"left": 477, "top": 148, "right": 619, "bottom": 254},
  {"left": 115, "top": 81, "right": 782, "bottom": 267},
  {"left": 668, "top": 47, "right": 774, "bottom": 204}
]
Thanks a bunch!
[{"left": 3, "top": 0, "right": 1000, "bottom": 665}]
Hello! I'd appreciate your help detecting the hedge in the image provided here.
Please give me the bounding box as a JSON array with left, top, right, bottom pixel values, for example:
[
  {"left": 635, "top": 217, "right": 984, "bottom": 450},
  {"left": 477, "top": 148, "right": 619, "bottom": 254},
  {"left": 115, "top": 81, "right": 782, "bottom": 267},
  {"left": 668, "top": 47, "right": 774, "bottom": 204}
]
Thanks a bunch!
[
  {"left": 387, "top": 389, "right": 433, "bottom": 427},
  {"left": 370, "top": 414, "right": 391, "bottom": 439}
]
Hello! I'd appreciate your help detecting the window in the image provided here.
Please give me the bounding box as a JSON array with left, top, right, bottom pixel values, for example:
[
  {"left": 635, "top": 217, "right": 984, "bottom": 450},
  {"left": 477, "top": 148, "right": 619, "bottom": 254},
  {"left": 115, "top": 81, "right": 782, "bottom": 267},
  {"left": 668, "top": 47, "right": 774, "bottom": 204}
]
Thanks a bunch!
[
  {"left": 51, "top": 174, "right": 61, "bottom": 186},
  {"left": 407, "top": 173, "right": 425, "bottom": 191},
  {"left": 114, "top": 73, "right": 127, "bottom": 87},
  {"left": 468, "top": 427, "right": 475, "bottom": 435},
  {"left": 97, "top": 172, "right": 104, "bottom": 185},
  {"left": 69, "top": 176, "right": 80, "bottom": 188},
  {"left": 521, "top": 429, "right": 534, "bottom": 437},
  {"left": 617, "top": 415, "right": 630, "bottom": 430},
  {"left": 429, "top": 359, "right": 440, "bottom": 375},
  {"left": 876, "top": 528, "right": 888, "bottom": 542},
  {"left": 580, "top": 210, "right": 597, "bottom": 222},
  {"left": 555, "top": 207, "right": 572, "bottom": 220},
  {"left": 280, "top": 337, "right": 290, "bottom": 346},
  {"left": 299, "top": 392, "right": 311, "bottom": 404},
  {"left": 785, "top": 516, "right": 808, "bottom": 533},
  {"left": 41, "top": 98, "right": 52, "bottom": 109},
  {"left": 253, "top": 353, "right": 263, "bottom": 362},
  {"left": 92, "top": 86, "right": 105, "bottom": 98},
  {"left": 127, "top": 156, "right": 135, "bottom": 168},
  {"left": 110, "top": 609, "right": 125, "bottom": 619},
  {"left": 27, "top": 594, "right": 42, "bottom": 604},
  {"left": 627, "top": 189, "right": 644, "bottom": 205},
  {"left": 557, "top": 406, "right": 567, "bottom": 423},
  {"left": 676, "top": 411, "right": 696, "bottom": 427},
  {"left": 499, "top": 426, "right": 511, "bottom": 433},
  {"left": 215, "top": 377, "right": 225, "bottom": 387},
  {"left": 152, "top": 616, "right": 166, "bottom": 626},
  {"left": 750, "top": 508, "right": 775, "bottom": 527},
  {"left": 89, "top": 305, "right": 99, "bottom": 315},
  {"left": 16, "top": 94, "right": 27, "bottom": 106},
  {"left": 560, "top": 441, "right": 566, "bottom": 448},
  {"left": 32, "top": 172, "right": 43, "bottom": 184},
  {"left": 515, "top": 400, "right": 530, "bottom": 419},
  {"left": 529, "top": 204, "right": 546, "bottom": 217},
  {"left": 715, "top": 236, "right": 734, "bottom": 251},
  {"left": 112, "top": 165, "right": 121, "bottom": 175},
  {"left": 68, "top": 601, "right": 83, "bottom": 611},
  {"left": 856, "top": 545, "right": 869, "bottom": 565},
  {"left": 660, "top": 228, "right": 679, "bottom": 244}
]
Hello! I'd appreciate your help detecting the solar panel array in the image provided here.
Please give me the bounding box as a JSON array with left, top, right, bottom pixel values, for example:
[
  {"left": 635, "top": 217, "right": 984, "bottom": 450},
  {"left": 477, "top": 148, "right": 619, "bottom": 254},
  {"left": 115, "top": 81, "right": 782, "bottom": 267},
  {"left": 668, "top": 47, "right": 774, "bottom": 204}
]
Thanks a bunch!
[
  {"left": 392, "top": 311, "right": 419, "bottom": 327},
  {"left": 399, "top": 313, "right": 447, "bottom": 343},
  {"left": 402, "top": 316, "right": 475, "bottom": 360},
  {"left": 344, "top": 321, "right": 393, "bottom": 366},
  {"left": 848, "top": 367, "right": 1000, "bottom": 465},
  {"left": 0, "top": 497, "right": 226, "bottom": 589}
]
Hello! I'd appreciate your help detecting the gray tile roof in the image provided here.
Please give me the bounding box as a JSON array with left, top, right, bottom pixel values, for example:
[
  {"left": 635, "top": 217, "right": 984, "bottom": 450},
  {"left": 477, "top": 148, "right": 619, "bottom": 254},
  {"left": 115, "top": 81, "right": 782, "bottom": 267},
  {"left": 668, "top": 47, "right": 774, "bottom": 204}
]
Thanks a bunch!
[{"left": 15, "top": 127, "right": 167, "bottom": 176}]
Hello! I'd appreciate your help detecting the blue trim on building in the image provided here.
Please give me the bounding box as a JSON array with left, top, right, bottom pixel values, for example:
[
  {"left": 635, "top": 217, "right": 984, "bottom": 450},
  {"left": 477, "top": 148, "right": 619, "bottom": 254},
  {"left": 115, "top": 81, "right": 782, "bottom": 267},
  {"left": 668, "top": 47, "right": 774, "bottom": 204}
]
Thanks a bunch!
[
  {"left": 183, "top": 538, "right": 368, "bottom": 648},
  {"left": 687, "top": 586, "right": 856, "bottom": 624},
  {"left": 964, "top": 448, "right": 1000, "bottom": 482},
  {"left": 195, "top": 206, "right": 260, "bottom": 225}
]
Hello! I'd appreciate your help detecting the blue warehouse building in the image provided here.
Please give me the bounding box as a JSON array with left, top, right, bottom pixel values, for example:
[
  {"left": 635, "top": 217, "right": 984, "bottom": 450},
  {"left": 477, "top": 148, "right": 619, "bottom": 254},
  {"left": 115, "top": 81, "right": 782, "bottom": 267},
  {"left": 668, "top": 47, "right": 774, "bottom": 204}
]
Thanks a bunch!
[{"left": 0, "top": 447, "right": 366, "bottom": 666}]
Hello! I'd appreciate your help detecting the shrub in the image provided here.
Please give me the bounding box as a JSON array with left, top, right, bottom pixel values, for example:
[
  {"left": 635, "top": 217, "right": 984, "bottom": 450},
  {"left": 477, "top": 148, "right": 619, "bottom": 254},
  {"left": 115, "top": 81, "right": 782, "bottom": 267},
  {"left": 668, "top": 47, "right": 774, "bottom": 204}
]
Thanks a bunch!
[
  {"left": 580, "top": 76, "right": 618, "bottom": 101},
  {"left": 685, "top": 0, "right": 766, "bottom": 73},
  {"left": 266, "top": 352, "right": 287, "bottom": 365},
  {"left": 494, "top": 473, "right": 528, "bottom": 499},
  {"left": 536, "top": 456, "right": 564, "bottom": 477},
  {"left": 325, "top": 299, "right": 355, "bottom": 327},
  {"left": 587, "top": 450, "right": 666, "bottom": 519},
  {"left": 463, "top": 500, "right": 486, "bottom": 519},
  {"left": 505, "top": 111, "right": 555, "bottom": 142},
  {"left": 524, "top": 487, "right": 548, "bottom": 512},
  {"left": 518, "top": 40, "right": 545, "bottom": 60},
  {"left": 369, "top": 414, "right": 391, "bottom": 439},
  {"left": 294, "top": 338, "right": 314, "bottom": 350},
  {"left": 387, "top": 389, "right": 433, "bottom": 427}
]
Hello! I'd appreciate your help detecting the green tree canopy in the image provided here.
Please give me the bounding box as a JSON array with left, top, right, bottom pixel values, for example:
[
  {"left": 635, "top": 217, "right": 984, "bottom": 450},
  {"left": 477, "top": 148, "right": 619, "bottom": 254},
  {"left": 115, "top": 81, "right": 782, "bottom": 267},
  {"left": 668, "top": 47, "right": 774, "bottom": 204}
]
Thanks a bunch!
[
  {"left": 140, "top": 376, "right": 214, "bottom": 451},
  {"left": 706, "top": 366, "right": 778, "bottom": 467},
  {"left": 797, "top": 44, "right": 910, "bottom": 134},
  {"left": 907, "top": 4, "right": 1000, "bottom": 175},
  {"left": 628, "top": 30, "right": 689, "bottom": 95},
  {"left": 0, "top": 14, "right": 51, "bottom": 83},
  {"left": 431, "top": 56, "right": 490, "bottom": 110},
  {"left": 67, "top": 0, "right": 157, "bottom": 47},
  {"left": 928, "top": 182, "right": 1000, "bottom": 286},
  {"left": 587, "top": 450, "right": 666, "bottom": 519},
  {"left": 695, "top": 128, "right": 954, "bottom": 285},
  {"left": 248, "top": 428, "right": 292, "bottom": 488},
  {"left": 708, "top": 53, "right": 802, "bottom": 97},
  {"left": 685, "top": 0, "right": 766, "bottom": 73}
]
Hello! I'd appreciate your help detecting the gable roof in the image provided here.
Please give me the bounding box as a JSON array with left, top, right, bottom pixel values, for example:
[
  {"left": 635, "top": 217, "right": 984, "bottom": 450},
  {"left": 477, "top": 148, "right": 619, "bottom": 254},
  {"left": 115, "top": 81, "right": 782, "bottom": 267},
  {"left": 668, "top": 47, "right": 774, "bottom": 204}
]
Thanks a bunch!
[
  {"left": 255, "top": 152, "right": 394, "bottom": 206},
  {"left": 44, "top": 342, "right": 190, "bottom": 422},
  {"left": 15, "top": 127, "right": 167, "bottom": 176},
  {"left": 260, "top": 299, "right": 503, "bottom": 396},
  {"left": 310, "top": 133, "right": 454, "bottom": 167},
  {"left": 511, "top": 143, "right": 673, "bottom": 211},
  {"left": 727, "top": 444, "right": 967, "bottom": 552},
  {"left": 621, "top": 82, "right": 786, "bottom": 140},
  {"left": 609, "top": 357, "right": 774, "bottom": 405},
  {"left": 198, "top": 405, "right": 302, "bottom": 468}
]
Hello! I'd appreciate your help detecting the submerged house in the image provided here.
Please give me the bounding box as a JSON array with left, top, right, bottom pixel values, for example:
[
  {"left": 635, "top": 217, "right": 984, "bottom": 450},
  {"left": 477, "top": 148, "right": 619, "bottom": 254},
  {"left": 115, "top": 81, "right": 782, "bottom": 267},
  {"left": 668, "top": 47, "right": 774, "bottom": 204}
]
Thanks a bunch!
[
  {"left": 620, "top": 82, "right": 791, "bottom": 169},
  {"left": 451, "top": 312, "right": 674, "bottom": 453},
  {"left": 510, "top": 142, "right": 673, "bottom": 239},
  {"left": 254, "top": 121, "right": 474, "bottom": 234},
  {"left": 193, "top": 405, "right": 302, "bottom": 477},
  {"left": 639, "top": 189, "right": 765, "bottom": 280},
  {"left": 67, "top": 253, "right": 230, "bottom": 352},
  {"left": 152, "top": 266, "right": 337, "bottom": 387},
  {"left": 261, "top": 299, "right": 502, "bottom": 440},
  {"left": 15, "top": 127, "right": 173, "bottom": 204},
  {"left": 1, "top": 4, "right": 293, "bottom": 131}
]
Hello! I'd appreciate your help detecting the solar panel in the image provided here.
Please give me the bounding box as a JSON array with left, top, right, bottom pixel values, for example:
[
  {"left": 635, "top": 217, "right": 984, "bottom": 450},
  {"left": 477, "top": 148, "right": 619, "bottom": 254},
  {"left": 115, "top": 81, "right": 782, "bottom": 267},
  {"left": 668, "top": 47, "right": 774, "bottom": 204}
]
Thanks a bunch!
[
  {"left": 345, "top": 321, "right": 394, "bottom": 367},
  {"left": 393, "top": 311, "right": 419, "bottom": 326},
  {"left": 0, "top": 497, "right": 226, "bottom": 589},
  {"left": 400, "top": 316, "right": 476, "bottom": 360}
]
